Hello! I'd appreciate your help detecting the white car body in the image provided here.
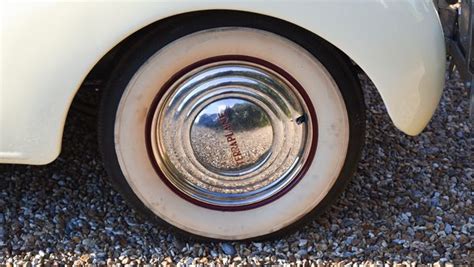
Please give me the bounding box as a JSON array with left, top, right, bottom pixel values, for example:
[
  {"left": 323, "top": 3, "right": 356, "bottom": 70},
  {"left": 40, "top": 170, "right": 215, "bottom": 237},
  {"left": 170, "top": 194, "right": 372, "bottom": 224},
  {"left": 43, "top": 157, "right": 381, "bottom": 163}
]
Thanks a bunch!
[{"left": 0, "top": 0, "right": 446, "bottom": 165}]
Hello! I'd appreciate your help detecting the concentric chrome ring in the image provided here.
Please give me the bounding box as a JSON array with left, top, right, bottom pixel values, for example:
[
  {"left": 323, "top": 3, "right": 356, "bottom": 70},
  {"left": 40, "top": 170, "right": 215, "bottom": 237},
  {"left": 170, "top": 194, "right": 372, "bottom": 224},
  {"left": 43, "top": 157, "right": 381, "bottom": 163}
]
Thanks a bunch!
[{"left": 148, "top": 56, "right": 317, "bottom": 209}]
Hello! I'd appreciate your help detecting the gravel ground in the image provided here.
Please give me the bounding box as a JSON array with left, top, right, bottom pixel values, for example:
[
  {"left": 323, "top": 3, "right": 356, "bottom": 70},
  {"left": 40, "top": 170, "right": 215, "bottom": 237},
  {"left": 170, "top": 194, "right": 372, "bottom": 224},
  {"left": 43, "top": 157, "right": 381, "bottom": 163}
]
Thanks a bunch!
[{"left": 0, "top": 72, "right": 472, "bottom": 266}]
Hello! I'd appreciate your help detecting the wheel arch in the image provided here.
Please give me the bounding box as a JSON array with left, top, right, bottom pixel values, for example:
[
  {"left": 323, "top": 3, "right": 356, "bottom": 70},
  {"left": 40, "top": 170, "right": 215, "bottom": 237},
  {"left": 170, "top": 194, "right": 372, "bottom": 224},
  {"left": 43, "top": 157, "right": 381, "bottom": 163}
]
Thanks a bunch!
[{"left": 83, "top": 10, "right": 362, "bottom": 98}]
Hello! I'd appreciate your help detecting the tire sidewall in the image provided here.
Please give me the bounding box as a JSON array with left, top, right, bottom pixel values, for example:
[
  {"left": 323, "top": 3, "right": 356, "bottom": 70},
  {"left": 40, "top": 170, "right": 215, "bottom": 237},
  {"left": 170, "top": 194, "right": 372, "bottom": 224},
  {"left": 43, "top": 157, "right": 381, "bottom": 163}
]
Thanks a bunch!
[{"left": 98, "top": 11, "right": 365, "bottom": 241}]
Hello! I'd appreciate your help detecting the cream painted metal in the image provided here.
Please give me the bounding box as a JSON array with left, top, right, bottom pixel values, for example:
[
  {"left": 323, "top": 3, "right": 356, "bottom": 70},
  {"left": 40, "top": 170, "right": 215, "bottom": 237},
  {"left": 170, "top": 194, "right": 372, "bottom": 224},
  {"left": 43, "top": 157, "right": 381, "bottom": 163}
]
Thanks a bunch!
[{"left": 0, "top": 0, "right": 446, "bottom": 165}]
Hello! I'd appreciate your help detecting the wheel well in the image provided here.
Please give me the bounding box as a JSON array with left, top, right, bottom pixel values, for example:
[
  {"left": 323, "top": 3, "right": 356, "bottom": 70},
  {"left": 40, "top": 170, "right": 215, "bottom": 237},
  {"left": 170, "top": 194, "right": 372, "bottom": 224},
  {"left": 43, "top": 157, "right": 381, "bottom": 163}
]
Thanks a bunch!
[{"left": 71, "top": 9, "right": 369, "bottom": 121}]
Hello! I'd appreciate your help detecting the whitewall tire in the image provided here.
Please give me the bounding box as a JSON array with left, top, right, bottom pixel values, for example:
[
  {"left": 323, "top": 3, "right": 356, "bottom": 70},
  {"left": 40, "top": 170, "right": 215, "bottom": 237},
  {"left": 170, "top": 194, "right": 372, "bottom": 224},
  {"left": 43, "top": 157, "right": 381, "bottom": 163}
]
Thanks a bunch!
[{"left": 99, "top": 12, "right": 365, "bottom": 240}]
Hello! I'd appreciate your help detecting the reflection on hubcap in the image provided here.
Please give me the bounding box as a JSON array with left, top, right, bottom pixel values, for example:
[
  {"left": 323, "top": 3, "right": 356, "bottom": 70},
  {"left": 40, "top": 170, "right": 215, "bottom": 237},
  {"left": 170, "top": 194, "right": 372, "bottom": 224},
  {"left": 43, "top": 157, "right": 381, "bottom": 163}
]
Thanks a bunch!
[
  {"left": 148, "top": 57, "right": 316, "bottom": 209},
  {"left": 191, "top": 98, "right": 273, "bottom": 175}
]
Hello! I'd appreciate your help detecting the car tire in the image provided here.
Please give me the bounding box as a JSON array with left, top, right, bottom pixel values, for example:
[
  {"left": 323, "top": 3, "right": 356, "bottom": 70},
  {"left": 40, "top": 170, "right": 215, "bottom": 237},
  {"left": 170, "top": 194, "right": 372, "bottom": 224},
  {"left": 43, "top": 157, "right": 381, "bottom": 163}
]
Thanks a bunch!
[{"left": 98, "top": 11, "right": 365, "bottom": 241}]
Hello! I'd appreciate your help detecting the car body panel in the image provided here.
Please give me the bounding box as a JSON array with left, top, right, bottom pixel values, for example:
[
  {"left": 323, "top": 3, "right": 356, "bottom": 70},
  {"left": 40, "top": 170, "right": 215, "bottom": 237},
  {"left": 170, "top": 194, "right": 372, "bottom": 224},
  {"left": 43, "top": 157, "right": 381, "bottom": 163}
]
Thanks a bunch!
[{"left": 0, "top": 0, "right": 446, "bottom": 165}]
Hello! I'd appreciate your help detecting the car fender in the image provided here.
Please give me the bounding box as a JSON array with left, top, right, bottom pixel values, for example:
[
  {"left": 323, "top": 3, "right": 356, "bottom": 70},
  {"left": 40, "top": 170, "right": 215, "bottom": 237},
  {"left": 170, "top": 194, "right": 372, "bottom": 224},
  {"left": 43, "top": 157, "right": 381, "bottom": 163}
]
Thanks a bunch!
[{"left": 0, "top": 0, "right": 446, "bottom": 164}]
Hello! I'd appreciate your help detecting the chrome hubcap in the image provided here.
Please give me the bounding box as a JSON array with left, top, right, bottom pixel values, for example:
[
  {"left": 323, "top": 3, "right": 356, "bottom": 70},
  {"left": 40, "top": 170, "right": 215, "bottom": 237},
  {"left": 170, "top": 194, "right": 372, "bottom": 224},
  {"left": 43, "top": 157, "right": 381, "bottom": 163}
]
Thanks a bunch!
[{"left": 149, "top": 58, "right": 315, "bottom": 208}]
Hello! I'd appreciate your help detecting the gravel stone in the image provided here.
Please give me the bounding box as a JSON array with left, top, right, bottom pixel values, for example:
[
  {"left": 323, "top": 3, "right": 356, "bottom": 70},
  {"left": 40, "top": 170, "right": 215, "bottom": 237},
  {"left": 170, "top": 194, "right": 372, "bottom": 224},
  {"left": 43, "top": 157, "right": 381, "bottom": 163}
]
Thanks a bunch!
[
  {"left": 220, "top": 243, "right": 236, "bottom": 256},
  {"left": 299, "top": 239, "right": 308, "bottom": 247},
  {"left": 0, "top": 71, "right": 471, "bottom": 265}
]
